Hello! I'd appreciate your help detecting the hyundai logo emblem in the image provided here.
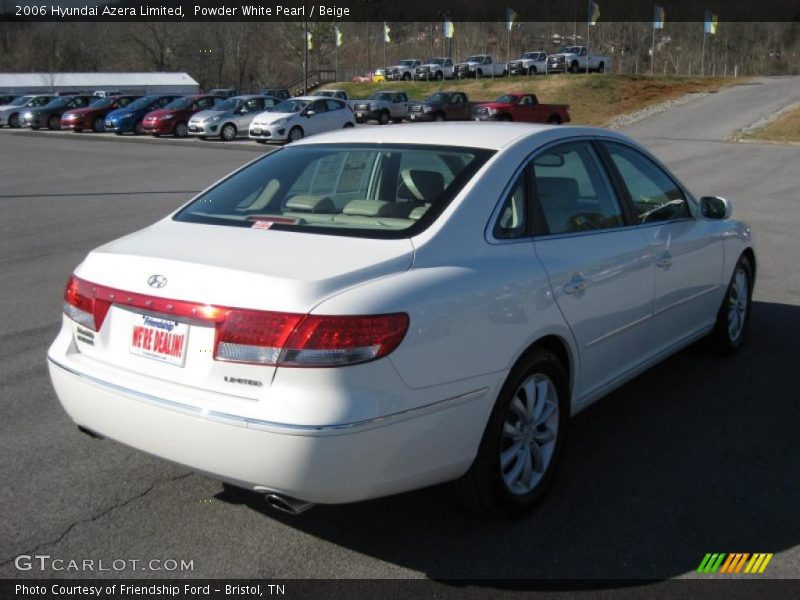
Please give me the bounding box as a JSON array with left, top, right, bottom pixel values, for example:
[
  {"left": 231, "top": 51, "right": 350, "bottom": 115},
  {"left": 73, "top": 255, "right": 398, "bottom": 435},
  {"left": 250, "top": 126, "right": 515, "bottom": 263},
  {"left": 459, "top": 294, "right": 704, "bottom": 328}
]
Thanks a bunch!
[{"left": 147, "top": 274, "right": 168, "bottom": 289}]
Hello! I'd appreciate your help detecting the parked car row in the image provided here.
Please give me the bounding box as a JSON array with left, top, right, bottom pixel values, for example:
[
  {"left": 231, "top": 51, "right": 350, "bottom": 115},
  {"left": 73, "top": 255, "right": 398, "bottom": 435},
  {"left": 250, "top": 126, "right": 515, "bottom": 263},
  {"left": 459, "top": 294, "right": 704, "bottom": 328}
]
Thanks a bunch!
[
  {"left": 359, "top": 47, "right": 612, "bottom": 82},
  {"left": 353, "top": 90, "right": 571, "bottom": 125},
  {"left": 0, "top": 86, "right": 570, "bottom": 144}
]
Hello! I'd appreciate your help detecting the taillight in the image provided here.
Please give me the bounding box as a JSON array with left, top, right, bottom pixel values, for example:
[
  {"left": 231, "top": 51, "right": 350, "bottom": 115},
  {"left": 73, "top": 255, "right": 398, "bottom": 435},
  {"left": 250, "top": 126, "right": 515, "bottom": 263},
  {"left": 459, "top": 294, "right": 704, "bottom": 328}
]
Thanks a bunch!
[
  {"left": 215, "top": 310, "right": 303, "bottom": 365},
  {"left": 63, "top": 276, "right": 111, "bottom": 331},
  {"left": 279, "top": 314, "right": 410, "bottom": 367},
  {"left": 62, "top": 275, "right": 409, "bottom": 367},
  {"left": 215, "top": 312, "right": 409, "bottom": 367}
]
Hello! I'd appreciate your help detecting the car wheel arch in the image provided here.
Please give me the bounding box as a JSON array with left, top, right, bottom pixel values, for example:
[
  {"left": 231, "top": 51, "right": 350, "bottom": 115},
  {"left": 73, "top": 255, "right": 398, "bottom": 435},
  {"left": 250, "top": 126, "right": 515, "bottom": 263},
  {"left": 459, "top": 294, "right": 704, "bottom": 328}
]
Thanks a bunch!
[{"left": 513, "top": 334, "right": 576, "bottom": 405}]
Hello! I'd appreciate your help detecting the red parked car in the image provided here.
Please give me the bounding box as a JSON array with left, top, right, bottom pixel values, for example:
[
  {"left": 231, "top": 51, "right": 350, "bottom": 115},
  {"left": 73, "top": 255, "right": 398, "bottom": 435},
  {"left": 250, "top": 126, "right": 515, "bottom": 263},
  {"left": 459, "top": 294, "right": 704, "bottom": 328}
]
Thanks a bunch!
[
  {"left": 60, "top": 96, "right": 141, "bottom": 133},
  {"left": 472, "top": 93, "right": 571, "bottom": 124},
  {"left": 141, "top": 95, "right": 222, "bottom": 137}
]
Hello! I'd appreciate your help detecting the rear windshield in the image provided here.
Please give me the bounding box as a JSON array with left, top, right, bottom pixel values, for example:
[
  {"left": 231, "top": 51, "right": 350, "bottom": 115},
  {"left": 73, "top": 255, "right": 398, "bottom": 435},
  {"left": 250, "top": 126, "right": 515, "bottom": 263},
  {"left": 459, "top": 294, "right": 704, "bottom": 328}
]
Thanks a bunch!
[{"left": 173, "top": 143, "right": 494, "bottom": 239}]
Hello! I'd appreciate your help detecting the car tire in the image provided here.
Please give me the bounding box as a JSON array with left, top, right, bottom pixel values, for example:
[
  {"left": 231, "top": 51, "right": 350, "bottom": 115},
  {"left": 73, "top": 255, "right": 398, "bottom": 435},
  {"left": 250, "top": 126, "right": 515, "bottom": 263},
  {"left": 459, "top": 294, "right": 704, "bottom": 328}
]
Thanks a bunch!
[
  {"left": 73, "top": 128, "right": 82, "bottom": 133},
  {"left": 570, "top": 61, "right": 580, "bottom": 74},
  {"left": 597, "top": 62, "right": 605, "bottom": 74},
  {"left": 220, "top": 123, "right": 237, "bottom": 141},
  {"left": 9, "top": 113, "right": 20, "bottom": 128},
  {"left": 355, "top": 118, "right": 365, "bottom": 124},
  {"left": 499, "top": 114, "right": 512, "bottom": 122},
  {"left": 48, "top": 115, "right": 60, "bottom": 130},
  {"left": 708, "top": 254, "right": 753, "bottom": 355},
  {"left": 455, "top": 348, "right": 569, "bottom": 517},
  {"left": 92, "top": 117, "right": 105, "bottom": 133},
  {"left": 476, "top": 69, "right": 483, "bottom": 78},
  {"left": 402, "top": 72, "right": 411, "bottom": 81},
  {"left": 434, "top": 112, "right": 446, "bottom": 122},
  {"left": 114, "top": 131, "right": 124, "bottom": 136},
  {"left": 174, "top": 122, "right": 188, "bottom": 138},
  {"left": 547, "top": 115, "right": 561, "bottom": 125},
  {"left": 343, "top": 122, "right": 355, "bottom": 128},
  {"left": 287, "top": 126, "right": 304, "bottom": 143},
  {"left": 435, "top": 71, "right": 444, "bottom": 81},
  {"left": 255, "top": 139, "right": 268, "bottom": 144},
  {"left": 379, "top": 111, "right": 390, "bottom": 125},
  {"left": 529, "top": 66, "right": 538, "bottom": 76},
  {"left": 134, "top": 120, "right": 145, "bottom": 135},
  {"left": 30, "top": 126, "right": 39, "bottom": 130}
]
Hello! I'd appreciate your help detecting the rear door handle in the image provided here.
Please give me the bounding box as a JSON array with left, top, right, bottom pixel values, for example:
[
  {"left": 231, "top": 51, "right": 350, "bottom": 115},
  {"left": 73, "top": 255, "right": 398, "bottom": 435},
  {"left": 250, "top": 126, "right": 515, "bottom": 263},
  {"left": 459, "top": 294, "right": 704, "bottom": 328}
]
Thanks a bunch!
[
  {"left": 563, "top": 274, "right": 592, "bottom": 295},
  {"left": 656, "top": 252, "right": 673, "bottom": 269}
]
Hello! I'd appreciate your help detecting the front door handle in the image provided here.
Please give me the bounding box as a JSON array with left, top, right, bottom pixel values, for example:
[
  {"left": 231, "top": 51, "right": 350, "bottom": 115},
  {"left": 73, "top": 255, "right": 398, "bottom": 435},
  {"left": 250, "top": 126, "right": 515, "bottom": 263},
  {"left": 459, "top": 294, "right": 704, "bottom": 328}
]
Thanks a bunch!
[
  {"left": 563, "top": 274, "right": 592, "bottom": 295},
  {"left": 656, "top": 252, "right": 673, "bottom": 269}
]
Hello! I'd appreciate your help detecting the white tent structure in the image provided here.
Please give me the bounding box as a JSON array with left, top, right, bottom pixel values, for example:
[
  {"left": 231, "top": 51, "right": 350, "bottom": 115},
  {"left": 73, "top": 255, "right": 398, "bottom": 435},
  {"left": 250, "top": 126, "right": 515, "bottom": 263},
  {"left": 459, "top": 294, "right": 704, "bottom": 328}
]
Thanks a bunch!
[{"left": 0, "top": 72, "right": 199, "bottom": 95}]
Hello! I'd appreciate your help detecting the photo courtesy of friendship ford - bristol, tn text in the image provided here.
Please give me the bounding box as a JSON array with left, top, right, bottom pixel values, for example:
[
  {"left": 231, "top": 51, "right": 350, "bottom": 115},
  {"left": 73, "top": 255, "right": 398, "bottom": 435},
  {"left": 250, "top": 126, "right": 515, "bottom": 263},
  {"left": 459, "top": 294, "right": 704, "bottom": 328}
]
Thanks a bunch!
[{"left": 1, "top": 0, "right": 798, "bottom": 595}]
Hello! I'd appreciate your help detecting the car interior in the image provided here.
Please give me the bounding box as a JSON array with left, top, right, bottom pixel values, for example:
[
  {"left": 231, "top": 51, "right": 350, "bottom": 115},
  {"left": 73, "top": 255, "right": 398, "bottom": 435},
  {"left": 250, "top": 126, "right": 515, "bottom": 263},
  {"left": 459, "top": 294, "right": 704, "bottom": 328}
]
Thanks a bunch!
[{"left": 179, "top": 147, "right": 488, "bottom": 233}]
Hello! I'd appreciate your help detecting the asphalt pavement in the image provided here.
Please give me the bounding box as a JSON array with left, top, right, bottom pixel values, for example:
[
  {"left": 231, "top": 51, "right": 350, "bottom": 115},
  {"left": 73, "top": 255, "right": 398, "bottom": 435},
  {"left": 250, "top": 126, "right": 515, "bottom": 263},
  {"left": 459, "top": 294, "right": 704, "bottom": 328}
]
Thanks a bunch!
[{"left": 0, "top": 77, "right": 798, "bottom": 582}]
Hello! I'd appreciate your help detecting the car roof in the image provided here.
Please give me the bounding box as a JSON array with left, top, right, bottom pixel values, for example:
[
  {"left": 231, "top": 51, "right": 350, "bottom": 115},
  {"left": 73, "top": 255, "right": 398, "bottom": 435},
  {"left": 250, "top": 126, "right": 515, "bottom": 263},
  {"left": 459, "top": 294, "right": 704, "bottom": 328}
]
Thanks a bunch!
[{"left": 292, "top": 122, "right": 634, "bottom": 151}]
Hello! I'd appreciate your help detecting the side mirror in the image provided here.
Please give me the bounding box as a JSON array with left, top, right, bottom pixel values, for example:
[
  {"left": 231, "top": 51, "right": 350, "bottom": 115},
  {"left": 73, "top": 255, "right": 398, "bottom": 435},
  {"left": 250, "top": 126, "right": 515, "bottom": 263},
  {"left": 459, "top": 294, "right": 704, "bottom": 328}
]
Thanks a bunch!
[
  {"left": 700, "top": 196, "right": 732, "bottom": 220},
  {"left": 304, "top": 110, "right": 315, "bottom": 118}
]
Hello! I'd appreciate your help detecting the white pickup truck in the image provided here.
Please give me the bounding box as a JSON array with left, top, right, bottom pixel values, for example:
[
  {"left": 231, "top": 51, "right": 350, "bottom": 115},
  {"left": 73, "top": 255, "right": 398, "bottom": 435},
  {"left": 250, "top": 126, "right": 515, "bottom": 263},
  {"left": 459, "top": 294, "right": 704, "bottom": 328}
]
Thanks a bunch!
[
  {"left": 454, "top": 55, "right": 507, "bottom": 78},
  {"left": 547, "top": 46, "right": 612, "bottom": 74},
  {"left": 385, "top": 59, "right": 423, "bottom": 81},
  {"left": 414, "top": 57, "right": 455, "bottom": 80},
  {"left": 507, "top": 51, "right": 549, "bottom": 76}
]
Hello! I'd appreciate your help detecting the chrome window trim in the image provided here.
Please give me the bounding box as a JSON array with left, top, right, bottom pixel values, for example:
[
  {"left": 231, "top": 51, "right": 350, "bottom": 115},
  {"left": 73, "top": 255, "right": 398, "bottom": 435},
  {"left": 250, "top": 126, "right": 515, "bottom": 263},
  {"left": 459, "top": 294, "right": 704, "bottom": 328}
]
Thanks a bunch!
[{"left": 485, "top": 135, "right": 699, "bottom": 245}]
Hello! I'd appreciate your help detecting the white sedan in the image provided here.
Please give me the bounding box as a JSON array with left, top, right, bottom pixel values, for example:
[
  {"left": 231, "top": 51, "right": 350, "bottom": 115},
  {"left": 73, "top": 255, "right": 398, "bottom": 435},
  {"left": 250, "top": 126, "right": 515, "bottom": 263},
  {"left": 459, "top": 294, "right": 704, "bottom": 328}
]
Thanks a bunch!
[
  {"left": 248, "top": 96, "right": 355, "bottom": 144},
  {"left": 48, "top": 123, "right": 755, "bottom": 516}
]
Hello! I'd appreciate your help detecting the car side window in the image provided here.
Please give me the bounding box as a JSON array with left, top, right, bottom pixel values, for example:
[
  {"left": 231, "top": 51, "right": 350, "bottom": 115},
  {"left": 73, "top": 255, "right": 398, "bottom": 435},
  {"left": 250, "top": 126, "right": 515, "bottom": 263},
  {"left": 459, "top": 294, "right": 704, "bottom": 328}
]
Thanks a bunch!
[
  {"left": 325, "top": 99, "right": 342, "bottom": 111},
  {"left": 532, "top": 142, "right": 625, "bottom": 235},
  {"left": 310, "top": 100, "right": 327, "bottom": 113},
  {"left": 603, "top": 142, "right": 690, "bottom": 223},
  {"left": 493, "top": 172, "right": 527, "bottom": 239}
]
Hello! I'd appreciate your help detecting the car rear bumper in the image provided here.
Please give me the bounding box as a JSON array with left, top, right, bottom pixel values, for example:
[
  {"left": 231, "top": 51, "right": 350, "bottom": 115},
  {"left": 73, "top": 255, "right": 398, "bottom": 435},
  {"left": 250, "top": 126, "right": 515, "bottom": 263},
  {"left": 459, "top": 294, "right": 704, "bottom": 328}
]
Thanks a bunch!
[
  {"left": 47, "top": 321, "right": 492, "bottom": 504},
  {"left": 406, "top": 112, "right": 433, "bottom": 121}
]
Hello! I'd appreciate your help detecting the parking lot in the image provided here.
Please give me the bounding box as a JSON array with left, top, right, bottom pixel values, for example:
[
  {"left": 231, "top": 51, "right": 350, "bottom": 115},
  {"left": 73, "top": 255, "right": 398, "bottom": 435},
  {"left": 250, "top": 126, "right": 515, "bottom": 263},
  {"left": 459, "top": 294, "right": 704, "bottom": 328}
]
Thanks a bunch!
[{"left": 1, "top": 76, "right": 798, "bottom": 581}]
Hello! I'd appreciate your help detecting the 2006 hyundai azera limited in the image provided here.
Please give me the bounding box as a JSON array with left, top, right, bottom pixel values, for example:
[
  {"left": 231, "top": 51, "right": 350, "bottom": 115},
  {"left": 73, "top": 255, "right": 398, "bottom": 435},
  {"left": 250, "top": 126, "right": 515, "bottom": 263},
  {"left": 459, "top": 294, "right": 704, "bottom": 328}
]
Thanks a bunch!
[{"left": 48, "top": 123, "right": 755, "bottom": 516}]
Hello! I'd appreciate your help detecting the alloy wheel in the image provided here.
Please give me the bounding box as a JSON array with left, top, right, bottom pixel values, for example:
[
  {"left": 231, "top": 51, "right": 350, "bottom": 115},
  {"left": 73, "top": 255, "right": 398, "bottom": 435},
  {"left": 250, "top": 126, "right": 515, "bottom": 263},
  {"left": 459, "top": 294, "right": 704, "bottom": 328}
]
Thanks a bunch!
[
  {"left": 500, "top": 373, "right": 559, "bottom": 495},
  {"left": 727, "top": 266, "right": 749, "bottom": 342}
]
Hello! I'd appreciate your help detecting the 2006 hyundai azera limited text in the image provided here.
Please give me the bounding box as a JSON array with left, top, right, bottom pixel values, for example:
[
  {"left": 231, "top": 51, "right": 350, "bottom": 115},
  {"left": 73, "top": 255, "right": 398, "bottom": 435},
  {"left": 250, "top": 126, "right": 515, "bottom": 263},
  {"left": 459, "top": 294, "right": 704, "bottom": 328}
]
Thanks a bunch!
[{"left": 48, "top": 123, "right": 755, "bottom": 516}]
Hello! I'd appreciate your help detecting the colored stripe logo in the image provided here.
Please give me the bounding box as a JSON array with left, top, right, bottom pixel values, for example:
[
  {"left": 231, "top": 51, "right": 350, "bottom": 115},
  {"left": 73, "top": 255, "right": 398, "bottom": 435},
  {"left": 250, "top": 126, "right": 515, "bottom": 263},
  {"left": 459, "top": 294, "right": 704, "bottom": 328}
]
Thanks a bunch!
[{"left": 697, "top": 553, "right": 773, "bottom": 574}]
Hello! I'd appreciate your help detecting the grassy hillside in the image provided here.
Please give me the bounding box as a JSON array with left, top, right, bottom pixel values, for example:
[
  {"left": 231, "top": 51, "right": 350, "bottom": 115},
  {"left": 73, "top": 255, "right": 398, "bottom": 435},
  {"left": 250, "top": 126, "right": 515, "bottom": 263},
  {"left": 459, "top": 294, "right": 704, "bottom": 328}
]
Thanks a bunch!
[{"left": 321, "top": 75, "right": 741, "bottom": 127}]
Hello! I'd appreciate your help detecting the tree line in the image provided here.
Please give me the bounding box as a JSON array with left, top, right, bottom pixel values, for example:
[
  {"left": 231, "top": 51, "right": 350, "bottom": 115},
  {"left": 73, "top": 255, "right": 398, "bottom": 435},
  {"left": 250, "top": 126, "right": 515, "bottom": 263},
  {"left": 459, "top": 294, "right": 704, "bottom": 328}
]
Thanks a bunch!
[{"left": 0, "top": 21, "right": 797, "bottom": 90}]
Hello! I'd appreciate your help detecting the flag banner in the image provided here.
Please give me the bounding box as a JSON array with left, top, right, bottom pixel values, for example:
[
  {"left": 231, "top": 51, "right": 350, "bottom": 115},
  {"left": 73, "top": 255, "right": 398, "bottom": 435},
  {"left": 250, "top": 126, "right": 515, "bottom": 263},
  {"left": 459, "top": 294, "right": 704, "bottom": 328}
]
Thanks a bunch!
[
  {"left": 383, "top": 22, "right": 391, "bottom": 43},
  {"left": 506, "top": 6, "right": 518, "bottom": 31},
  {"left": 704, "top": 10, "right": 718, "bottom": 34},
  {"left": 589, "top": 0, "right": 600, "bottom": 25},
  {"left": 654, "top": 4, "right": 665, "bottom": 29},
  {"left": 444, "top": 19, "right": 455, "bottom": 39},
  {"left": 306, "top": 31, "right": 313, "bottom": 50},
  {"left": 335, "top": 25, "right": 342, "bottom": 47}
]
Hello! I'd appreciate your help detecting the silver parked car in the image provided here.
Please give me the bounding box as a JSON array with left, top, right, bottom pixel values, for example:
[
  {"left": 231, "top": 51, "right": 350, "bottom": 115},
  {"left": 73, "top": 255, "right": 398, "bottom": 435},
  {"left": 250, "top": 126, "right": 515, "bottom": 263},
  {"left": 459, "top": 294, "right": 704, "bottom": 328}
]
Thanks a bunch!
[
  {"left": 188, "top": 95, "right": 280, "bottom": 141},
  {"left": 0, "top": 95, "right": 57, "bottom": 128}
]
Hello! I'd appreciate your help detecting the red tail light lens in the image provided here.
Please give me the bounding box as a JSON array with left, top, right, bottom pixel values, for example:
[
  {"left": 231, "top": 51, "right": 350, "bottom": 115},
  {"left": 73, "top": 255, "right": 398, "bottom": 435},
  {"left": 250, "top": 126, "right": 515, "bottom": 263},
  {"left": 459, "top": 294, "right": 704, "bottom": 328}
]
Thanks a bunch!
[
  {"left": 63, "top": 276, "right": 111, "bottom": 331},
  {"left": 62, "top": 275, "right": 409, "bottom": 367},
  {"left": 279, "top": 314, "right": 410, "bottom": 367},
  {"left": 215, "top": 310, "right": 303, "bottom": 365}
]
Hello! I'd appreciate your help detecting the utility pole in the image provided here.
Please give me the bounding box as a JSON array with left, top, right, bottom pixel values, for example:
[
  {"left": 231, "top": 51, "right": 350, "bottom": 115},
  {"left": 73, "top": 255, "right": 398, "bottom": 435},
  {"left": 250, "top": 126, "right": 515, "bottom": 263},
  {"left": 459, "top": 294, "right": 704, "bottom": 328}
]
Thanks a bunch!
[{"left": 303, "top": 11, "right": 309, "bottom": 94}]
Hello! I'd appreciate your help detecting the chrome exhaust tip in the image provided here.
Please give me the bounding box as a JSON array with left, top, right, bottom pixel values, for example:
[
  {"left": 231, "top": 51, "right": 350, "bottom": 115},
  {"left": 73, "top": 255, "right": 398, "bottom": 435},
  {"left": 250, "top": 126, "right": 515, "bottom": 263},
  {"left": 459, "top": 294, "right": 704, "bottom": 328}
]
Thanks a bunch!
[{"left": 264, "top": 493, "right": 315, "bottom": 515}]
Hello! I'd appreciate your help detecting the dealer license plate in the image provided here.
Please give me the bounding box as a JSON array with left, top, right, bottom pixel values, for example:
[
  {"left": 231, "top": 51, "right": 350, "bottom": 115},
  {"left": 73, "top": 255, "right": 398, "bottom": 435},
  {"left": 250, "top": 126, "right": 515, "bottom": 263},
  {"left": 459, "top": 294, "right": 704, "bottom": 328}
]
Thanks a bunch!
[{"left": 129, "top": 313, "right": 189, "bottom": 366}]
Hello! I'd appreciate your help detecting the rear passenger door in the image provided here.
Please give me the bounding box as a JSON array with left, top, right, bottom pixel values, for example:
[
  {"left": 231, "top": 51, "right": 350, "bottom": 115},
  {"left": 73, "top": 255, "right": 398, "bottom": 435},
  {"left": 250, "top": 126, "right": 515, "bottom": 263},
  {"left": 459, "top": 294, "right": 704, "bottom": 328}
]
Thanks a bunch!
[{"left": 531, "top": 141, "right": 655, "bottom": 400}]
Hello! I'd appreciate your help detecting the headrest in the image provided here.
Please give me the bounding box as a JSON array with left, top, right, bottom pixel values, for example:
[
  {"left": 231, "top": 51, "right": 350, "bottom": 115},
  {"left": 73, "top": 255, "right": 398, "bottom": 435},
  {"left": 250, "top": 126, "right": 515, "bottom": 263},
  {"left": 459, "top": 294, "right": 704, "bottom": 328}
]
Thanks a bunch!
[
  {"left": 343, "top": 199, "right": 409, "bottom": 218},
  {"left": 285, "top": 195, "right": 335, "bottom": 213}
]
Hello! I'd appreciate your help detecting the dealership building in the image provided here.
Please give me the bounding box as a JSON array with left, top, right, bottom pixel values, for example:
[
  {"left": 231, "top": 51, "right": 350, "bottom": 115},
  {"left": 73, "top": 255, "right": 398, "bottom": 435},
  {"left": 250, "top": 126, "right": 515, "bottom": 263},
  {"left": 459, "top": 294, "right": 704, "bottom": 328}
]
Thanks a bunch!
[{"left": 0, "top": 72, "right": 200, "bottom": 95}]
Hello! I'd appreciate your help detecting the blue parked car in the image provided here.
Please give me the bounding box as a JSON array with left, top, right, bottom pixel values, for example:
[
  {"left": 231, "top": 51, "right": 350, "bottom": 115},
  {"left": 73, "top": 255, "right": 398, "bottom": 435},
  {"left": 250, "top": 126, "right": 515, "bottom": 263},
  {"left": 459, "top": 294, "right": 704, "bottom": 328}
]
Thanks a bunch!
[{"left": 105, "top": 95, "right": 181, "bottom": 135}]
